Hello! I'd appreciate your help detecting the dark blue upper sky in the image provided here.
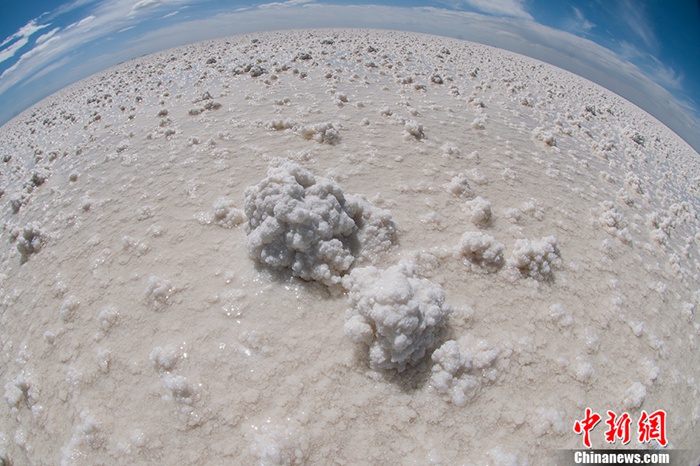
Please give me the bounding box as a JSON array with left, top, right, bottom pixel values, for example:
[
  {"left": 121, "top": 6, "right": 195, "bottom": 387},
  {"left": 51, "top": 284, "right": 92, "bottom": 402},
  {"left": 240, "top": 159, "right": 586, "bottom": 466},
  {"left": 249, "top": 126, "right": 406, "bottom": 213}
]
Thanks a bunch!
[{"left": 0, "top": 0, "right": 698, "bottom": 152}]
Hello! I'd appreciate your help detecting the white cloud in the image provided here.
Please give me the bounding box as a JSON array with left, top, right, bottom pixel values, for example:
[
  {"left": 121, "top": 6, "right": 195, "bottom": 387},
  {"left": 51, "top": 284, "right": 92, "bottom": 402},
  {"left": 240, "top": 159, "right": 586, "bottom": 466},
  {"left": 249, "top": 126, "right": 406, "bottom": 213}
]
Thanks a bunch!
[
  {"left": 132, "top": 0, "right": 163, "bottom": 11},
  {"left": 618, "top": 39, "right": 644, "bottom": 59},
  {"left": 618, "top": 40, "right": 683, "bottom": 91},
  {"left": 0, "top": 0, "right": 203, "bottom": 97},
  {"left": 617, "top": 0, "right": 657, "bottom": 50},
  {"left": 647, "top": 56, "right": 683, "bottom": 91},
  {"left": 569, "top": 6, "right": 594, "bottom": 33},
  {"left": 0, "top": 37, "right": 30, "bottom": 64},
  {"left": 73, "top": 15, "right": 97, "bottom": 29},
  {"left": 458, "top": 0, "right": 532, "bottom": 20},
  {"left": 22, "top": 55, "right": 70, "bottom": 86},
  {"left": 1, "top": 19, "right": 49, "bottom": 47},
  {"left": 48, "top": 0, "right": 101, "bottom": 18},
  {"left": 258, "top": 0, "right": 315, "bottom": 9},
  {"left": 0, "top": 4, "right": 143, "bottom": 95},
  {"left": 0, "top": 19, "right": 50, "bottom": 64},
  {"left": 0, "top": 33, "right": 62, "bottom": 82},
  {"left": 36, "top": 28, "right": 61, "bottom": 45},
  {"left": 131, "top": 0, "right": 200, "bottom": 14}
]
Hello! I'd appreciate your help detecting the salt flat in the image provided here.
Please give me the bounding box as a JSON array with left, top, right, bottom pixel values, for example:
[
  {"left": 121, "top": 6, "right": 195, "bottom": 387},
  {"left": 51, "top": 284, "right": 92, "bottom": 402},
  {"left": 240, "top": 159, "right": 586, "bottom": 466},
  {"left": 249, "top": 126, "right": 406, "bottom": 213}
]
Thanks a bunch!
[{"left": 0, "top": 29, "right": 698, "bottom": 465}]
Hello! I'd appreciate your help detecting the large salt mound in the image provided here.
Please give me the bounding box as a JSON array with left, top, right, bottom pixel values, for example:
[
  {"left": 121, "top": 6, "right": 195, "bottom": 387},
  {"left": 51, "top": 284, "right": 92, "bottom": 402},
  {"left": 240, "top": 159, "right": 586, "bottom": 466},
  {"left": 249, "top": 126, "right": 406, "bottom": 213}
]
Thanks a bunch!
[
  {"left": 0, "top": 28, "right": 698, "bottom": 465},
  {"left": 244, "top": 159, "right": 358, "bottom": 285},
  {"left": 244, "top": 159, "right": 395, "bottom": 285},
  {"left": 343, "top": 261, "right": 453, "bottom": 372}
]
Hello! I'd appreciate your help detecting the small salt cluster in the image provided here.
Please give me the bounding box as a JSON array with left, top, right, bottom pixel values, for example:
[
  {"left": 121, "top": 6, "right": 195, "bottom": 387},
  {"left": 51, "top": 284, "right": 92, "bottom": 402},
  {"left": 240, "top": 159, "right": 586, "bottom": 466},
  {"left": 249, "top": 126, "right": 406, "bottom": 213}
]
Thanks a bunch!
[
  {"left": 248, "top": 419, "right": 308, "bottom": 466},
  {"left": 150, "top": 346, "right": 197, "bottom": 408},
  {"left": 458, "top": 232, "right": 505, "bottom": 272},
  {"left": 13, "top": 222, "right": 46, "bottom": 263},
  {"left": 144, "top": 276, "right": 176, "bottom": 308},
  {"left": 445, "top": 173, "right": 475, "bottom": 199},
  {"left": 4, "top": 371, "right": 38, "bottom": 410},
  {"left": 430, "top": 336, "right": 499, "bottom": 406},
  {"left": 508, "top": 236, "right": 562, "bottom": 281},
  {"left": 454, "top": 187, "right": 564, "bottom": 281},
  {"left": 531, "top": 126, "right": 557, "bottom": 147},
  {"left": 196, "top": 197, "right": 245, "bottom": 228},
  {"left": 457, "top": 230, "right": 561, "bottom": 280},
  {"left": 403, "top": 120, "right": 425, "bottom": 140},
  {"left": 265, "top": 119, "right": 340, "bottom": 144},
  {"left": 297, "top": 122, "right": 340, "bottom": 144},
  {"left": 465, "top": 196, "right": 493, "bottom": 227},
  {"left": 60, "top": 410, "right": 105, "bottom": 465},
  {"left": 597, "top": 200, "right": 632, "bottom": 244}
]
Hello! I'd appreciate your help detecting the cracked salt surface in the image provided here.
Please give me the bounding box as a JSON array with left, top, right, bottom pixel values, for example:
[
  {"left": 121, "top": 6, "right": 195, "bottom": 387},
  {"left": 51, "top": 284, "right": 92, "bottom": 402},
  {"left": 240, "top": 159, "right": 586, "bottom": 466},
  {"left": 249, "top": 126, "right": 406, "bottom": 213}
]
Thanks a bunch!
[{"left": 0, "top": 29, "right": 699, "bottom": 465}]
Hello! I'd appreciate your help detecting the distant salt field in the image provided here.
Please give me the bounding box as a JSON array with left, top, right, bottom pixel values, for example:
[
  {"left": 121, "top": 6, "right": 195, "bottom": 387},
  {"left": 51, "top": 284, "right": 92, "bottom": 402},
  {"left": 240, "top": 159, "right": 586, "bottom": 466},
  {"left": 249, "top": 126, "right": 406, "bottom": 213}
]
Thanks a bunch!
[{"left": 0, "top": 29, "right": 699, "bottom": 465}]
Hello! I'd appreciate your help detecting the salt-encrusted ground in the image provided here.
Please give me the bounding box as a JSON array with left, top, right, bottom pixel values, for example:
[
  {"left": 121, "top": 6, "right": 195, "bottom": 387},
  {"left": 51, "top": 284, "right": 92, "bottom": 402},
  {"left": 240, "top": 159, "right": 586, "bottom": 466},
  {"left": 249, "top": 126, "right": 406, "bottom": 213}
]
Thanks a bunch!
[{"left": 0, "top": 29, "right": 699, "bottom": 465}]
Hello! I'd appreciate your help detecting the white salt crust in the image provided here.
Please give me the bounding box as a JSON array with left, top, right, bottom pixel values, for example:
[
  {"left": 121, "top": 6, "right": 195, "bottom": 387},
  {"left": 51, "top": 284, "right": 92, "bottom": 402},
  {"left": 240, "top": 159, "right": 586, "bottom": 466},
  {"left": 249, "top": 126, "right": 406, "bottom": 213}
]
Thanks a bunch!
[{"left": 0, "top": 29, "right": 699, "bottom": 465}]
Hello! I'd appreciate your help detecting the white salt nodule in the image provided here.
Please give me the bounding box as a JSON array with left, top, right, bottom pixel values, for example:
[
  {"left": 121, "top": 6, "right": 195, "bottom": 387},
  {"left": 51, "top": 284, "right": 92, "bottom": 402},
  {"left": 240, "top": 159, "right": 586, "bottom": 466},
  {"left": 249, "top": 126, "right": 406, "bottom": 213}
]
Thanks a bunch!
[
  {"left": 458, "top": 231, "right": 505, "bottom": 272},
  {"left": 465, "top": 196, "right": 492, "bottom": 227},
  {"left": 249, "top": 420, "right": 308, "bottom": 466},
  {"left": 445, "top": 173, "right": 474, "bottom": 199},
  {"left": 508, "top": 236, "right": 561, "bottom": 281},
  {"left": 144, "top": 276, "right": 174, "bottom": 306},
  {"left": 623, "top": 382, "right": 647, "bottom": 409},
  {"left": 150, "top": 346, "right": 179, "bottom": 372}
]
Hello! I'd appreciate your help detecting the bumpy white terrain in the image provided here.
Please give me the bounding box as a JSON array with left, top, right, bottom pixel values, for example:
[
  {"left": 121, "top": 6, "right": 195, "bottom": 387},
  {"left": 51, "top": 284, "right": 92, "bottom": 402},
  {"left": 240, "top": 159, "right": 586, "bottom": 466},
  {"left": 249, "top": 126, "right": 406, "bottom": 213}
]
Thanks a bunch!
[{"left": 0, "top": 29, "right": 698, "bottom": 465}]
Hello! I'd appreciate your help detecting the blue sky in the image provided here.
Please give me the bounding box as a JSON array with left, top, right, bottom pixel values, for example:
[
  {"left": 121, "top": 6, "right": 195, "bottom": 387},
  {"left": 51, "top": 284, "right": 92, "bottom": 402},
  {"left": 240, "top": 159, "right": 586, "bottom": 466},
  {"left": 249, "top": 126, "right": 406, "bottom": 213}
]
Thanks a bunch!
[{"left": 0, "top": 0, "right": 698, "bottom": 152}]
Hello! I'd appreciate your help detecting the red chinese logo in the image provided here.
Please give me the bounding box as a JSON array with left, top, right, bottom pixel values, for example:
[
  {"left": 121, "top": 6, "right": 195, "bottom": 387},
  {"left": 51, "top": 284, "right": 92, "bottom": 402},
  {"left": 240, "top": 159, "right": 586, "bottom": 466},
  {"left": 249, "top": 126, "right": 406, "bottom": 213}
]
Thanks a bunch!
[
  {"left": 573, "top": 408, "right": 601, "bottom": 448},
  {"left": 573, "top": 408, "right": 668, "bottom": 448},
  {"left": 638, "top": 410, "right": 667, "bottom": 447},
  {"left": 604, "top": 411, "right": 631, "bottom": 444}
]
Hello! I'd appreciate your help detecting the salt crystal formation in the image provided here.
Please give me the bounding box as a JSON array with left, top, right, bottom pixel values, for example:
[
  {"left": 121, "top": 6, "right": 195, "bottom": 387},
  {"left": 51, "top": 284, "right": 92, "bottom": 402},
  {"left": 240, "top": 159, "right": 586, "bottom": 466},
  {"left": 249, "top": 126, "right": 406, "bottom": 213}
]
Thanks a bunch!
[
  {"left": 343, "top": 261, "right": 453, "bottom": 372},
  {"left": 597, "top": 200, "right": 632, "bottom": 244},
  {"left": 4, "top": 372, "right": 36, "bottom": 409},
  {"left": 248, "top": 420, "right": 308, "bottom": 466},
  {"left": 13, "top": 222, "right": 46, "bottom": 263},
  {"left": 350, "top": 196, "right": 397, "bottom": 263},
  {"left": 144, "top": 275, "right": 175, "bottom": 307},
  {"left": 458, "top": 232, "right": 505, "bottom": 272},
  {"left": 531, "top": 126, "right": 557, "bottom": 146},
  {"left": 403, "top": 120, "right": 425, "bottom": 140},
  {"left": 465, "top": 196, "right": 492, "bottom": 227},
  {"left": 211, "top": 198, "right": 245, "bottom": 228},
  {"left": 430, "top": 336, "right": 499, "bottom": 406},
  {"left": 244, "top": 159, "right": 395, "bottom": 285},
  {"left": 445, "top": 173, "right": 474, "bottom": 199},
  {"left": 297, "top": 122, "right": 340, "bottom": 144},
  {"left": 244, "top": 160, "right": 357, "bottom": 285},
  {"left": 508, "top": 236, "right": 562, "bottom": 281},
  {"left": 429, "top": 340, "right": 478, "bottom": 406}
]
